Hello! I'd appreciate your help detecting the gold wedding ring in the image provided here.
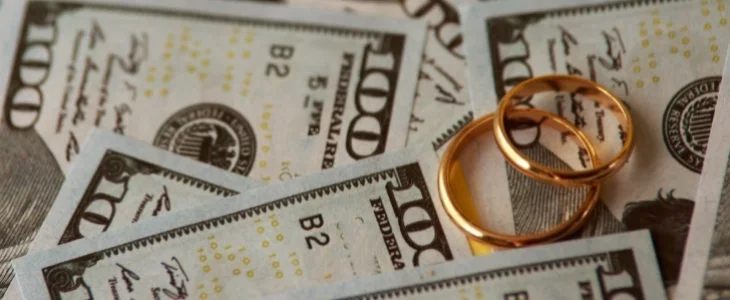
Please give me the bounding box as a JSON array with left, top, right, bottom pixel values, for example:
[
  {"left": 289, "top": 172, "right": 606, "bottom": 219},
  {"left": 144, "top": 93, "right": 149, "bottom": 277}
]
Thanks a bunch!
[
  {"left": 438, "top": 75, "right": 635, "bottom": 248},
  {"left": 438, "top": 109, "right": 601, "bottom": 248},
  {"left": 494, "top": 75, "right": 634, "bottom": 186}
]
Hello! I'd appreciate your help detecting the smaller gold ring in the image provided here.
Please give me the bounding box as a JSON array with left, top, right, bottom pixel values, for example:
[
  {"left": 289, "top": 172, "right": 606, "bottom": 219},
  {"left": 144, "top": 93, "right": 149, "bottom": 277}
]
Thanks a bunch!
[
  {"left": 438, "top": 109, "right": 601, "bottom": 248},
  {"left": 494, "top": 75, "right": 634, "bottom": 186}
]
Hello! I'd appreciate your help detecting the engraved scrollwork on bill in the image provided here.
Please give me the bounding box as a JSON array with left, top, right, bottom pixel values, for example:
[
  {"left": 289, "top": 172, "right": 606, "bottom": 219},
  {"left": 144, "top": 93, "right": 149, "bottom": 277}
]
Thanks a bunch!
[
  {"left": 39, "top": 163, "right": 456, "bottom": 298},
  {"left": 478, "top": 0, "right": 704, "bottom": 289},
  {"left": 58, "top": 150, "right": 237, "bottom": 245},
  {"left": 1, "top": 0, "right": 423, "bottom": 294},
  {"left": 42, "top": 254, "right": 103, "bottom": 299},
  {"left": 343, "top": 249, "right": 645, "bottom": 299},
  {"left": 662, "top": 77, "right": 720, "bottom": 174},
  {"left": 153, "top": 103, "right": 257, "bottom": 175}
]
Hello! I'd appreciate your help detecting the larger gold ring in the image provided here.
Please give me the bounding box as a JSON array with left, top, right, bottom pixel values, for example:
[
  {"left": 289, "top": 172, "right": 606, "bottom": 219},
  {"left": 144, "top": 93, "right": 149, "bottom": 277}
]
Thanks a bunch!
[
  {"left": 438, "top": 109, "right": 601, "bottom": 248},
  {"left": 494, "top": 75, "right": 634, "bottom": 186}
]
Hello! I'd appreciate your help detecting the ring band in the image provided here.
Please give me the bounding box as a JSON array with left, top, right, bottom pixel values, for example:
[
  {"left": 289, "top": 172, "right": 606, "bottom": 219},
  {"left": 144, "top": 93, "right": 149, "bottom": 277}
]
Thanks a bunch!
[
  {"left": 494, "top": 75, "right": 634, "bottom": 186},
  {"left": 438, "top": 109, "right": 601, "bottom": 248}
]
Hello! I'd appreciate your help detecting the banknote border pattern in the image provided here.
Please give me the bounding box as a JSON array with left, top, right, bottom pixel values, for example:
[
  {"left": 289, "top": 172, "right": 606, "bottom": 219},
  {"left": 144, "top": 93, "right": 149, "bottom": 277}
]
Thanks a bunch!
[
  {"left": 431, "top": 111, "right": 473, "bottom": 150},
  {"left": 58, "top": 150, "right": 238, "bottom": 245},
  {"left": 4, "top": 1, "right": 410, "bottom": 164},
  {"left": 484, "top": 0, "right": 686, "bottom": 103},
  {"left": 39, "top": 163, "right": 442, "bottom": 299},
  {"left": 340, "top": 249, "right": 643, "bottom": 300}
]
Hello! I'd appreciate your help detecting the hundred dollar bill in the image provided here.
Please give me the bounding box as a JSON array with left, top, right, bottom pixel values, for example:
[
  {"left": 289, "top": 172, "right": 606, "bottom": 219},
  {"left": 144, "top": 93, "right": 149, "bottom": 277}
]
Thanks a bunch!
[
  {"left": 676, "top": 49, "right": 730, "bottom": 300},
  {"left": 0, "top": 0, "right": 426, "bottom": 295},
  {"left": 12, "top": 146, "right": 472, "bottom": 299},
  {"left": 1, "top": 129, "right": 264, "bottom": 299},
  {"left": 286, "top": 0, "right": 476, "bottom": 151},
  {"left": 460, "top": 0, "right": 724, "bottom": 290},
  {"left": 266, "top": 230, "right": 666, "bottom": 300}
]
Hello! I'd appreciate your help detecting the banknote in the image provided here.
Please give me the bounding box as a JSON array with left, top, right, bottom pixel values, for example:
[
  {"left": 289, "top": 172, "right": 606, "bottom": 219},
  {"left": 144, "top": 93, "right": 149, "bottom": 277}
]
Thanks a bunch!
[
  {"left": 460, "top": 0, "right": 724, "bottom": 290},
  {"left": 0, "top": 0, "right": 426, "bottom": 295},
  {"left": 676, "top": 49, "right": 730, "bottom": 300},
  {"left": 286, "top": 0, "right": 476, "bottom": 151},
  {"left": 1, "top": 129, "right": 265, "bottom": 299},
  {"left": 266, "top": 230, "right": 665, "bottom": 300},
  {"left": 12, "top": 146, "right": 472, "bottom": 299}
]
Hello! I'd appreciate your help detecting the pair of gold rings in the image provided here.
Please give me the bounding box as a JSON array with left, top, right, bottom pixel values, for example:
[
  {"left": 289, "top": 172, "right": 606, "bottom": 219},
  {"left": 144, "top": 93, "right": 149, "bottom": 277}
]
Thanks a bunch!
[{"left": 438, "top": 75, "right": 634, "bottom": 249}]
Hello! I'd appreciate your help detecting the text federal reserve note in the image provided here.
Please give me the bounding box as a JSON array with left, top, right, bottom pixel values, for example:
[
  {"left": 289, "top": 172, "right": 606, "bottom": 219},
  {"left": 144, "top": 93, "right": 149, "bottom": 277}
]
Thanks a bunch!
[
  {"left": 12, "top": 146, "right": 472, "bottom": 299},
  {"left": 266, "top": 230, "right": 666, "bottom": 300},
  {"left": 287, "top": 0, "right": 476, "bottom": 151},
  {"left": 1, "top": 129, "right": 264, "bottom": 299},
  {"left": 460, "top": 0, "right": 722, "bottom": 290},
  {"left": 677, "top": 49, "right": 730, "bottom": 300},
  {"left": 0, "top": 0, "right": 425, "bottom": 295}
]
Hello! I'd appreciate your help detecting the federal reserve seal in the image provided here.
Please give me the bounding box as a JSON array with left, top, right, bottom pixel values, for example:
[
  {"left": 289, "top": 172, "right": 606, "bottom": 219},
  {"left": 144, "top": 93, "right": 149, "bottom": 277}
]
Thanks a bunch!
[
  {"left": 662, "top": 76, "right": 720, "bottom": 173},
  {"left": 154, "top": 103, "right": 256, "bottom": 175}
]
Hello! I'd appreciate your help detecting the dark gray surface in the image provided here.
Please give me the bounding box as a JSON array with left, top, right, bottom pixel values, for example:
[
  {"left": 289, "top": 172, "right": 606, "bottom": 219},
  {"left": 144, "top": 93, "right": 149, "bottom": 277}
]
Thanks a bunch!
[{"left": 0, "top": 124, "right": 64, "bottom": 297}]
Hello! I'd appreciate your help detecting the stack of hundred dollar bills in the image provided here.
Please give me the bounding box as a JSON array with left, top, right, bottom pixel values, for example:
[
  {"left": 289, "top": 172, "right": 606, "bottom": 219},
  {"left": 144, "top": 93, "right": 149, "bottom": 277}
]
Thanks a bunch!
[{"left": 2, "top": 0, "right": 730, "bottom": 299}]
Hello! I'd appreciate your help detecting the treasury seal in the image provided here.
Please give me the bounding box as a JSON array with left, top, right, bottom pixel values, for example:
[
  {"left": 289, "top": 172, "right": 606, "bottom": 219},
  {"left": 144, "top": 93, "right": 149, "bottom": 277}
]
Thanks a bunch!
[
  {"left": 154, "top": 103, "right": 256, "bottom": 175},
  {"left": 662, "top": 76, "right": 720, "bottom": 173}
]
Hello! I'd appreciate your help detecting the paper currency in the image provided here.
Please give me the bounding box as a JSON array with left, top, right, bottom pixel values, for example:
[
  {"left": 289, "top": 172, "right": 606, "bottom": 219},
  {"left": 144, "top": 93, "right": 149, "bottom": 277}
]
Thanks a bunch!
[
  {"left": 676, "top": 49, "right": 730, "bottom": 300},
  {"left": 12, "top": 146, "right": 472, "bottom": 299},
  {"left": 0, "top": 0, "right": 426, "bottom": 295},
  {"left": 286, "top": 0, "right": 476, "bottom": 151},
  {"left": 460, "top": 0, "right": 725, "bottom": 289},
  {"left": 1, "top": 129, "right": 264, "bottom": 299},
  {"left": 266, "top": 230, "right": 665, "bottom": 300},
  {"left": 33, "top": 129, "right": 266, "bottom": 248}
]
